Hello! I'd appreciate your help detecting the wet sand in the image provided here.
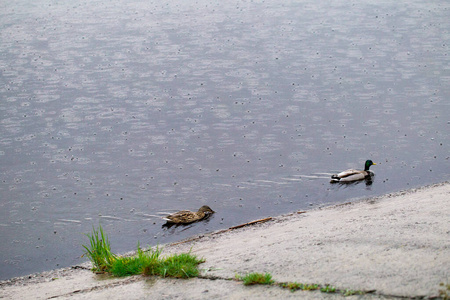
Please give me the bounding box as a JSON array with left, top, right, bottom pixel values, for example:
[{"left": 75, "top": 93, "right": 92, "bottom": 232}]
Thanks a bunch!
[{"left": 1, "top": 182, "right": 449, "bottom": 299}]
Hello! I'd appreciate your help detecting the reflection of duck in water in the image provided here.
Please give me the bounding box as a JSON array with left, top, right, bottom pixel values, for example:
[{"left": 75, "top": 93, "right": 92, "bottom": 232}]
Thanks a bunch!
[
  {"left": 330, "top": 160, "right": 376, "bottom": 183},
  {"left": 163, "top": 205, "right": 215, "bottom": 226}
]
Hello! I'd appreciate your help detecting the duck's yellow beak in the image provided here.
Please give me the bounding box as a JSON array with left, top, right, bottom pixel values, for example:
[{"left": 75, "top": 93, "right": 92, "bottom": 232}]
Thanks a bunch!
[{"left": 372, "top": 163, "right": 377, "bottom": 165}]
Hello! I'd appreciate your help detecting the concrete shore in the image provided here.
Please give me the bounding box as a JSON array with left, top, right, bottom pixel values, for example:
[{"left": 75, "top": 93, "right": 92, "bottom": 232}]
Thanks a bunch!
[{"left": 1, "top": 182, "right": 449, "bottom": 299}]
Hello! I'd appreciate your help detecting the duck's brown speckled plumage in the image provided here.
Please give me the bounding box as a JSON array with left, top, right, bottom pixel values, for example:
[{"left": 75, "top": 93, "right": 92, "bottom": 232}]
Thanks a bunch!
[{"left": 164, "top": 205, "right": 214, "bottom": 225}]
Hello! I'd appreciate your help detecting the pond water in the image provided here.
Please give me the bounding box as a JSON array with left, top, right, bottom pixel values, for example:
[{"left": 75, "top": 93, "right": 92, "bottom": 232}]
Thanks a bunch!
[{"left": 0, "top": 0, "right": 449, "bottom": 280}]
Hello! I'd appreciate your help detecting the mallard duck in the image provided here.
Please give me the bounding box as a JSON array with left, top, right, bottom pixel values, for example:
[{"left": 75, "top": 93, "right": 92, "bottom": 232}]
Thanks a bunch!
[
  {"left": 330, "top": 160, "right": 376, "bottom": 183},
  {"left": 163, "top": 205, "right": 215, "bottom": 225}
]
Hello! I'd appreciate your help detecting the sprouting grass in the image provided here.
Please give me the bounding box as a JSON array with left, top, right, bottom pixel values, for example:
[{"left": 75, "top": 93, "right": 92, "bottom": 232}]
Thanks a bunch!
[
  {"left": 280, "top": 282, "right": 303, "bottom": 292},
  {"left": 439, "top": 283, "right": 449, "bottom": 300},
  {"left": 237, "top": 272, "right": 274, "bottom": 286},
  {"left": 280, "top": 282, "right": 319, "bottom": 292},
  {"left": 82, "top": 225, "right": 117, "bottom": 272},
  {"left": 320, "top": 284, "right": 337, "bottom": 293},
  {"left": 279, "top": 281, "right": 367, "bottom": 296},
  {"left": 342, "top": 289, "right": 365, "bottom": 296},
  {"left": 82, "top": 226, "right": 204, "bottom": 278}
]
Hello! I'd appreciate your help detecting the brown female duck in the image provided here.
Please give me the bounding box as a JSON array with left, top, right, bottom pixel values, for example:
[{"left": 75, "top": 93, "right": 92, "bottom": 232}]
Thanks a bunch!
[{"left": 163, "top": 205, "right": 215, "bottom": 225}]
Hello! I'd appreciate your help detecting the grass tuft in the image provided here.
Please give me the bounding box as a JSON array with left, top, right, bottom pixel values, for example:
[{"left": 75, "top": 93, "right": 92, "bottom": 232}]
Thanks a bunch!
[
  {"left": 300, "top": 283, "right": 319, "bottom": 291},
  {"left": 237, "top": 272, "right": 274, "bottom": 286},
  {"left": 280, "top": 282, "right": 302, "bottom": 292},
  {"left": 82, "top": 226, "right": 204, "bottom": 278},
  {"left": 342, "top": 289, "right": 364, "bottom": 296},
  {"left": 280, "top": 282, "right": 319, "bottom": 292},
  {"left": 320, "top": 284, "right": 337, "bottom": 293},
  {"left": 439, "top": 283, "right": 449, "bottom": 300},
  {"left": 280, "top": 281, "right": 367, "bottom": 296},
  {"left": 144, "top": 252, "right": 205, "bottom": 278},
  {"left": 82, "top": 225, "right": 117, "bottom": 272},
  {"left": 110, "top": 244, "right": 162, "bottom": 277}
]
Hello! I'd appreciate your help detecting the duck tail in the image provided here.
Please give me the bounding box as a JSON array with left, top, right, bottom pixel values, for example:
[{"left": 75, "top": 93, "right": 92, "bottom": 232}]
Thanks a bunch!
[{"left": 330, "top": 174, "right": 340, "bottom": 183}]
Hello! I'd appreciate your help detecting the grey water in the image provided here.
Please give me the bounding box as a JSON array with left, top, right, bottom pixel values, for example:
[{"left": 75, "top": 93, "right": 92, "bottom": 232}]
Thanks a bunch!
[{"left": 0, "top": 0, "right": 449, "bottom": 281}]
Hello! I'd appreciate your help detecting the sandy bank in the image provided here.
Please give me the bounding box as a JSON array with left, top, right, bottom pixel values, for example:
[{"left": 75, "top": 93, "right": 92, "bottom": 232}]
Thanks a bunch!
[{"left": 1, "top": 182, "right": 449, "bottom": 299}]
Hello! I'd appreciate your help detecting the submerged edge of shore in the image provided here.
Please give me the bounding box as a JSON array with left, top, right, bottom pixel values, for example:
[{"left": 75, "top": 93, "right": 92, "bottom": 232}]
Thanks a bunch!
[{"left": 1, "top": 181, "right": 449, "bottom": 299}]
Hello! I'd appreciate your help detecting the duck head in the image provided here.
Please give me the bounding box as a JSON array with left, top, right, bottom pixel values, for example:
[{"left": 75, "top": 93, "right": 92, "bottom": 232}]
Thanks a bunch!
[
  {"left": 198, "top": 205, "right": 215, "bottom": 214},
  {"left": 364, "top": 160, "right": 376, "bottom": 171}
]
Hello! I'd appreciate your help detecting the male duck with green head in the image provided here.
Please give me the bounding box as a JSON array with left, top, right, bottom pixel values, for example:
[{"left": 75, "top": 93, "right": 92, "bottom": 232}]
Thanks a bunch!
[{"left": 331, "top": 160, "right": 376, "bottom": 183}]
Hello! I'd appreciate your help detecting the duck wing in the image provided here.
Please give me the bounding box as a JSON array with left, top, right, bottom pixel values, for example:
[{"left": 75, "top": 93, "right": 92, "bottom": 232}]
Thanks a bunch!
[
  {"left": 164, "top": 210, "right": 205, "bottom": 224},
  {"left": 333, "top": 169, "right": 359, "bottom": 179},
  {"left": 336, "top": 171, "right": 367, "bottom": 182},
  {"left": 163, "top": 210, "right": 197, "bottom": 224}
]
